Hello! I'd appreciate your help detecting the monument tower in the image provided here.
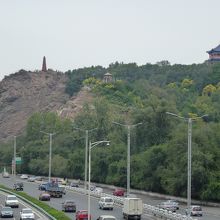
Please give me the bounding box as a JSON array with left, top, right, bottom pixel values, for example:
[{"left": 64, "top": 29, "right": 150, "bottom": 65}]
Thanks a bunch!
[{"left": 42, "top": 56, "right": 47, "bottom": 72}]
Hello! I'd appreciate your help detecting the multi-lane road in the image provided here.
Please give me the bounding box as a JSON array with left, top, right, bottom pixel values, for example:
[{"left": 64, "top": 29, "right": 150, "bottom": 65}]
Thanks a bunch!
[
  {"left": 0, "top": 191, "right": 48, "bottom": 219},
  {"left": 0, "top": 176, "right": 220, "bottom": 220}
]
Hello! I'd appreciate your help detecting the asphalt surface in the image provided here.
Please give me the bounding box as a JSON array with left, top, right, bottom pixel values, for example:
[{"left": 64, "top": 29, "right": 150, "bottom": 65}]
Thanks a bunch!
[
  {"left": 0, "top": 190, "right": 47, "bottom": 219},
  {"left": 1, "top": 176, "right": 220, "bottom": 220},
  {"left": 0, "top": 176, "right": 125, "bottom": 220}
]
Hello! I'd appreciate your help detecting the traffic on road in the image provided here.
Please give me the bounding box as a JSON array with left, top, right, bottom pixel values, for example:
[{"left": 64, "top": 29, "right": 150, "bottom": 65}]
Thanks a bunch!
[{"left": 0, "top": 174, "right": 220, "bottom": 220}]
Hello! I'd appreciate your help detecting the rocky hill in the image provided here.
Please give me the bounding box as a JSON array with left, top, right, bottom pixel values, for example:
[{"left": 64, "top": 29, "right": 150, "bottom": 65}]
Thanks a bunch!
[{"left": 0, "top": 70, "right": 93, "bottom": 141}]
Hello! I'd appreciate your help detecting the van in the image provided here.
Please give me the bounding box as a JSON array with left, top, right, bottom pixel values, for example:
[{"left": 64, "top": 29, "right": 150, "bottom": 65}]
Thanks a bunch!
[{"left": 98, "top": 197, "right": 114, "bottom": 210}]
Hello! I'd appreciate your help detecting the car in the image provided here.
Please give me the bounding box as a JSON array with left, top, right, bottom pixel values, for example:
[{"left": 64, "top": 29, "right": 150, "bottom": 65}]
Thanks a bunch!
[
  {"left": 2, "top": 172, "right": 10, "bottom": 178},
  {"left": 35, "top": 176, "right": 43, "bottom": 181},
  {"left": 39, "top": 192, "right": 51, "bottom": 201},
  {"left": 5, "top": 195, "right": 19, "bottom": 208},
  {"left": 97, "top": 215, "right": 116, "bottom": 220},
  {"left": 20, "top": 208, "right": 35, "bottom": 220},
  {"left": 13, "top": 182, "right": 24, "bottom": 191},
  {"left": 113, "top": 188, "right": 125, "bottom": 196},
  {"left": 165, "top": 200, "right": 179, "bottom": 210},
  {"left": 157, "top": 201, "right": 176, "bottom": 212},
  {"left": 28, "top": 176, "right": 36, "bottom": 182},
  {"left": 20, "top": 174, "right": 29, "bottom": 179},
  {"left": 62, "top": 200, "right": 76, "bottom": 212},
  {"left": 70, "top": 182, "right": 79, "bottom": 187},
  {"left": 0, "top": 206, "right": 13, "bottom": 218},
  {"left": 99, "top": 197, "right": 114, "bottom": 210},
  {"left": 76, "top": 210, "right": 91, "bottom": 220},
  {"left": 185, "top": 205, "right": 203, "bottom": 216},
  {"left": 61, "top": 179, "right": 67, "bottom": 185},
  {"left": 95, "top": 187, "right": 103, "bottom": 193},
  {"left": 38, "top": 183, "right": 47, "bottom": 190},
  {"left": 90, "top": 185, "right": 96, "bottom": 191}
]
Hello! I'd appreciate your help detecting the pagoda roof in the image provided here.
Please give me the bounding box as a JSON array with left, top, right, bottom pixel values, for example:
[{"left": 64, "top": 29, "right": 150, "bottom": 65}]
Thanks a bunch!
[
  {"left": 207, "top": 44, "right": 220, "bottom": 54},
  {"left": 104, "top": 72, "right": 112, "bottom": 76}
]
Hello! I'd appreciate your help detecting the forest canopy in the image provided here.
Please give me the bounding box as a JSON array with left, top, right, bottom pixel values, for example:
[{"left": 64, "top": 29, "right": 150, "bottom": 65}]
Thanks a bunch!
[{"left": 1, "top": 61, "right": 220, "bottom": 202}]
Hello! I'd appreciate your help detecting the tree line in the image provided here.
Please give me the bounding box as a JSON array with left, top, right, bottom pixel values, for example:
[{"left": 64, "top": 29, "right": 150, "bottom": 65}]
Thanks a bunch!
[{"left": 1, "top": 61, "right": 220, "bottom": 202}]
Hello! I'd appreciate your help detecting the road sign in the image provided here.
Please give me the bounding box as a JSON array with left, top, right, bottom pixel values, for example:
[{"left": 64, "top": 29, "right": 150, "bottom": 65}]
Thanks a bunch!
[{"left": 16, "top": 157, "right": 22, "bottom": 164}]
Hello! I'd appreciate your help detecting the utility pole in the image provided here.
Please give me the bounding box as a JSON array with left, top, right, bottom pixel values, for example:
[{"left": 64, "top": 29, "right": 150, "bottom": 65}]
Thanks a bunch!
[
  {"left": 40, "top": 131, "right": 56, "bottom": 182},
  {"left": 13, "top": 136, "right": 16, "bottom": 179},
  {"left": 72, "top": 127, "right": 97, "bottom": 192},
  {"left": 166, "top": 112, "right": 207, "bottom": 218},
  {"left": 113, "top": 121, "right": 142, "bottom": 197}
]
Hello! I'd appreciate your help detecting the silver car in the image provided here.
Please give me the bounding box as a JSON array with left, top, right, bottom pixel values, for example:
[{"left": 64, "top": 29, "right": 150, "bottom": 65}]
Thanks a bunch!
[{"left": 165, "top": 200, "right": 179, "bottom": 210}]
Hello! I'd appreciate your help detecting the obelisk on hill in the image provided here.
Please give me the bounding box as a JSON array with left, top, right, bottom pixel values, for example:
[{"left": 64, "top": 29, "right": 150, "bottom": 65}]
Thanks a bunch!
[{"left": 42, "top": 56, "right": 47, "bottom": 72}]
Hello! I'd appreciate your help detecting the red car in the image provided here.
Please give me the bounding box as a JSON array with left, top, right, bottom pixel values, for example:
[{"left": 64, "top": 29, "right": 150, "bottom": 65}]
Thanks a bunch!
[
  {"left": 113, "top": 188, "right": 125, "bottom": 196},
  {"left": 76, "top": 210, "right": 91, "bottom": 220}
]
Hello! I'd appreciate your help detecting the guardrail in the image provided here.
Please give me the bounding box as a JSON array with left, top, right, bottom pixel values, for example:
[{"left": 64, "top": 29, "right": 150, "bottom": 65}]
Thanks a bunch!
[
  {"left": 0, "top": 187, "right": 56, "bottom": 220},
  {"left": 66, "top": 185, "right": 196, "bottom": 220}
]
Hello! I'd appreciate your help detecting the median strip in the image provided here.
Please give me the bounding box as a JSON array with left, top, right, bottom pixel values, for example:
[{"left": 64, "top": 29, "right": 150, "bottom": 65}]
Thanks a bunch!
[{"left": 0, "top": 185, "right": 71, "bottom": 220}]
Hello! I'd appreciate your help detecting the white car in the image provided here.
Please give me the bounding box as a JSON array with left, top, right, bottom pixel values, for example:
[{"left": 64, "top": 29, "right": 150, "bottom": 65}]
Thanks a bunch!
[
  {"left": 27, "top": 176, "right": 36, "bottom": 182},
  {"left": 186, "top": 205, "right": 203, "bottom": 217},
  {"left": 20, "top": 174, "right": 29, "bottom": 179},
  {"left": 97, "top": 215, "right": 116, "bottom": 220},
  {"left": 5, "top": 195, "right": 19, "bottom": 208},
  {"left": 20, "top": 208, "right": 35, "bottom": 220},
  {"left": 2, "top": 172, "right": 10, "bottom": 178},
  {"left": 99, "top": 197, "right": 114, "bottom": 210},
  {"left": 95, "top": 187, "right": 103, "bottom": 193}
]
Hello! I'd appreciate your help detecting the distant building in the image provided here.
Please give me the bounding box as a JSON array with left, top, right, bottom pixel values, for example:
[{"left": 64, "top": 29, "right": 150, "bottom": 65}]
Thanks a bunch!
[
  {"left": 42, "top": 56, "right": 47, "bottom": 72},
  {"left": 207, "top": 44, "right": 220, "bottom": 62},
  {"left": 103, "top": 72, "right": 113, "bottom": 83}
]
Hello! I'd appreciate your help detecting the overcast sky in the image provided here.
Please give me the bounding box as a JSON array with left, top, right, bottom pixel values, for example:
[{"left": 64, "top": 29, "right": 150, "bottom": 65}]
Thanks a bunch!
[{"left": 0, "top": 0, "right": 220, "bottom": 79}]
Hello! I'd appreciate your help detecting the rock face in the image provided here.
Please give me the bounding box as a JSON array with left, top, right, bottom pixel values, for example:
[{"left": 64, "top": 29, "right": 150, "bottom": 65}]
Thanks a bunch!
[{"left": 0, "top": 70, "right": 93, "bottom": 141}]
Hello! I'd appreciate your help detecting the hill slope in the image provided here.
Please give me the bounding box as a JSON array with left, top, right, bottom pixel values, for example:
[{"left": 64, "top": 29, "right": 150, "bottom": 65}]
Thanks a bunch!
[{"left": 0, "top": 70, "right": 92, "bottom": 141}]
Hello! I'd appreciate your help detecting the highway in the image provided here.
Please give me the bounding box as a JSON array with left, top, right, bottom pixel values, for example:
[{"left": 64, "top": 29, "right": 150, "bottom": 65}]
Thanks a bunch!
[
  {"left": 0, "top": 191, "right": 48, "bottom": 219},
  {"left": 0, "top": 176, "right": 220, "bottom": 220}
]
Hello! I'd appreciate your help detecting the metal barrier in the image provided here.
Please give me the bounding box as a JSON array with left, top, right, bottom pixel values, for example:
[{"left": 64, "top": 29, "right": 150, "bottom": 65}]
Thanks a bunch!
[
  {"left": 66, "top": 185, "right": 196, "bottom": 220},
  {"left": 0, "top": 188, "right": 56, "bottom": 220}
]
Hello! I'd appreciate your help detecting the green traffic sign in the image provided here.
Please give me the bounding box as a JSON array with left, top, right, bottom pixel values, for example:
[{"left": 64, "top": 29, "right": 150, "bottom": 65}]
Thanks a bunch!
[{"left": 16, "top": 157, "right": 22, "bottom": 164}]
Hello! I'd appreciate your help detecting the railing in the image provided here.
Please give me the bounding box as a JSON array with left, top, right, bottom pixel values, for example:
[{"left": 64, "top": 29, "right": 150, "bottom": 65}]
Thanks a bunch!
[{"left": 66, "top": 185, "right": 196, "bottom": 220}]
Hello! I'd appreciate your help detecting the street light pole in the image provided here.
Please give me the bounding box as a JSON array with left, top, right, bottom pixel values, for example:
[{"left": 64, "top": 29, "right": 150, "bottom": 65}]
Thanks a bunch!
[
  {"left": 40, "top": 131, "right": 56, "bottom": 182},
  {"left": 85, "top": 130, "right": 88, "bottom": 192},
  {"left": 187, "top": 118, "right": 192, "bottom": 214},
  {"left": 88, "top": 140, "right": 110, "bottom": 219},
  {"left": 113, "top": 121, "right": 142, "bottom": 197},
  {"left": 127, "top": 126, "right": 131, "bottom": 197},
  {"left": 72, "top": 127, "right": 97, "bottom": 192},
  {"left": 166, "top": 112, "right": 207, "bottom": 218},
  {"left": 13, "top": 136, "right": 16, "bottom": 179}
]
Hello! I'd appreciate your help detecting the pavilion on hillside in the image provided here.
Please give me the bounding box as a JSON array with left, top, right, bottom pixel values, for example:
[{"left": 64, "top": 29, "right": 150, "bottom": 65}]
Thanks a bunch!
[{"left": 207, "top": 44, "right": 220, "bottom": 62}]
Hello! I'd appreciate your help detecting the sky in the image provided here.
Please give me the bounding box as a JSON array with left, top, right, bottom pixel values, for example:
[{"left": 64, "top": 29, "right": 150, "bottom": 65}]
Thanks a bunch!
[{"left": 0, "top": 0, "right": 220, "bottom": 79}]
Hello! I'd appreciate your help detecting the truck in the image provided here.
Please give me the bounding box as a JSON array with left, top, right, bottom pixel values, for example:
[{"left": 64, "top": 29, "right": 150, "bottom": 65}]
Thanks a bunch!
[
  {"left": 45, "top": 182, "right": 63, "bottom": 198},
  {"left": 122, "top": 198, "right": 143, "bottom": 220}
]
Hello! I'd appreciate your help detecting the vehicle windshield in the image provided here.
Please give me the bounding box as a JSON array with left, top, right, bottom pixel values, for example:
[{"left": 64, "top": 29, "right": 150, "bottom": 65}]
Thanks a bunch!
[
  {"left": 2, "top": 207, "right": 12, "bottom": 211},
  {"left": 105, "top": 198, "right": 113, "bottom": 202},
  {"left": 22, "top": 209, "right": 33, "bottom": 214},
  {"left": 7, "top": 196, "right": 16, "bottom": 200},
  {"left": 193, "top": 207, "right": 202, "bottom": 211},
  {"left": 66, "top": 201, "right": 75, "bottom": 205}
]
